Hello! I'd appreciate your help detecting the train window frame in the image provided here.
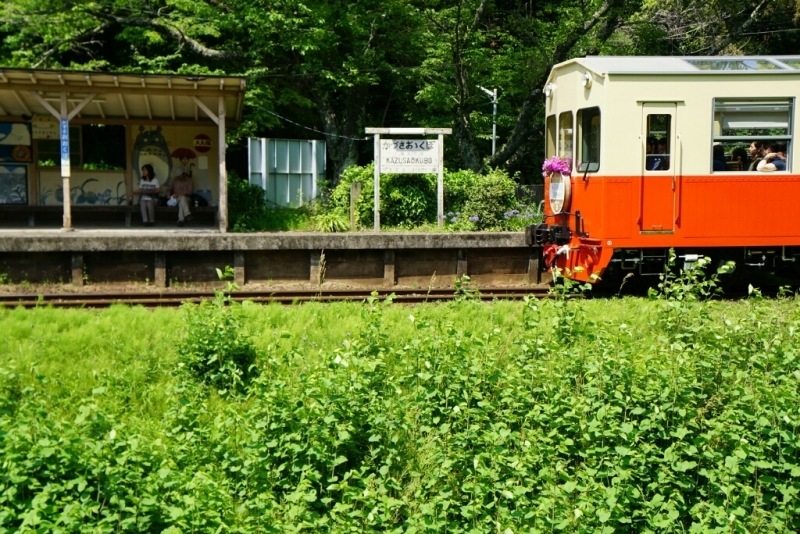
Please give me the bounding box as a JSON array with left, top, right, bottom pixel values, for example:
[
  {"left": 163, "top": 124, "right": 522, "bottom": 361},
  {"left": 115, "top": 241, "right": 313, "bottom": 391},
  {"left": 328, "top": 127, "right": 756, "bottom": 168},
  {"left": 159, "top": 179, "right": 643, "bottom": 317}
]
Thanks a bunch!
[
  {"left": 577, "top": 107, "right": 601, "bottom": 172},
  {"left": 558, "top": 111, "right": 574, "bottom": 170},
  {"left": 711, "top": 97, "right": 793, "bottom": 173},
  {"left": 546, "top": 115, "right": 556, "bottom": 159},
  {"left": 645, "top": 113, "right": 672, "bottom": 172}
]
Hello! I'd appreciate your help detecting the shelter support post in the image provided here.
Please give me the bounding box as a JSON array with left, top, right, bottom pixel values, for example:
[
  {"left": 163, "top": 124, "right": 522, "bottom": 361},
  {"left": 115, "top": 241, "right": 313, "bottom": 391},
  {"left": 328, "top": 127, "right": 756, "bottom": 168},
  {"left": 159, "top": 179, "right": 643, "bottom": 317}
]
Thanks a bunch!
[
  {"left": 192, "top": 95, "right": 228, "bottom": 232},
  {"left": 28, "top": 90, "right": 96, "bottom": 230},
  {"left": 218, "top": 96, "right": 228, "bottom": 232},
  {"left": 61, "top": 94, "right": 72, "bottom": 230}
]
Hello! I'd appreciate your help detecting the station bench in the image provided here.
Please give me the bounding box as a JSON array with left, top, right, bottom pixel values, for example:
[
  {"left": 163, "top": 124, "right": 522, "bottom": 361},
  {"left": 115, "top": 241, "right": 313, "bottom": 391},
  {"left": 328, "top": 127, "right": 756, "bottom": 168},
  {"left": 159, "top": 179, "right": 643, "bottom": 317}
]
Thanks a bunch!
[{"left": 0, "top": 204, "right": 217, "bottom": 227}]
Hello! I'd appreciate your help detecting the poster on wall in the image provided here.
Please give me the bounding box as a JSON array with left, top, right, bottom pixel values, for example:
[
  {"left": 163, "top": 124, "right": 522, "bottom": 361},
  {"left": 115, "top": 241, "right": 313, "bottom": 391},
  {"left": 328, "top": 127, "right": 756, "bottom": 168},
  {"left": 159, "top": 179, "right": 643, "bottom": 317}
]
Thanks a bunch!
[
  {"left": 0, "top": 165, "right": 27, "bottom": 204},
  {"left": 0, "top": 123, "right": 32, "bottom": 163}
]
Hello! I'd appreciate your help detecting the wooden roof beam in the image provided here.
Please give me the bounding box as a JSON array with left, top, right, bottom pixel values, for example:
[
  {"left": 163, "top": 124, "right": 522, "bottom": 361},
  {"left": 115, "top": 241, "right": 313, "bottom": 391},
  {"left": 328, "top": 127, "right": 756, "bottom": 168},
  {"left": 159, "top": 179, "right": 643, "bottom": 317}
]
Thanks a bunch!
[
  {"left": 118, "top": 94, "right": 129, "bottom": 119},
  {"left": 191, "top": 96, "right": 219, "bottom": 124},
  {"left": 29, "top": 91, "right": 60, "bottom": 119},
  {"left": 67, "top": 92, "right": 97, "bottom": 120},
  {"left": 13, "top": 90, "right": 32, "bottom": 116}
]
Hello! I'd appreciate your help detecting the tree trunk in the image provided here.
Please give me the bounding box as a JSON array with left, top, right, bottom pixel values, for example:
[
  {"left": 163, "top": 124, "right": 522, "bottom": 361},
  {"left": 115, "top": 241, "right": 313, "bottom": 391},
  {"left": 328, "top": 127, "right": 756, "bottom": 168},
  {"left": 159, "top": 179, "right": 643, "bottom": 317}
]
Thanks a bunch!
[{"left": 314, "top": 85, "right": 367, "bottom": 186}]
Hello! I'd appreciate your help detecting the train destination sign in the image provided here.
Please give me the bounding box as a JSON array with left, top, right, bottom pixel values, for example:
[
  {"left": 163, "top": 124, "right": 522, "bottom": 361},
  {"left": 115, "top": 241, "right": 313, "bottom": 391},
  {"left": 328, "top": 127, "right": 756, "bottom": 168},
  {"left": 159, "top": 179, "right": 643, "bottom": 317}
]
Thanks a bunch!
[{"left": 380, "top": 139, "right": 439, "bottom": 174}]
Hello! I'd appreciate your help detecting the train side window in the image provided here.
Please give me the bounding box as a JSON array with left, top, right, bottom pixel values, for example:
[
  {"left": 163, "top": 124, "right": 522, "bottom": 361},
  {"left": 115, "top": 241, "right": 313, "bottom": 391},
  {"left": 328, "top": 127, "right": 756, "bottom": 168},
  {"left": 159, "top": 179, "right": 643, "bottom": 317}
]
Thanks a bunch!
[
  {"left": 546, "top": 115, "right": 556, "bottom": 158},
  {"left": 712, "top": 99, "right": 792, "bottom": 172},
  {"left": 558, "top": 111, "right": 573, "bottom": 169},
  {"left": 577, "top": 107, "right": 600, "bottom": 172},
  {"left": 645, "top": 114, "right": 671, "bottom": 171}
]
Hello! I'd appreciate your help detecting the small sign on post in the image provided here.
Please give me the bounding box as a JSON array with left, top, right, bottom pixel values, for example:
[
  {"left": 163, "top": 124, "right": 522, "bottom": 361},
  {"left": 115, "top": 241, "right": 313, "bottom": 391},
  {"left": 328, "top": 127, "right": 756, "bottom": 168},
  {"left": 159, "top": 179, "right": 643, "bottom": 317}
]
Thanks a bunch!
[
  {"left": 60, "top": 119, "right": 70, "bottom": 177},
  {"left": 366, "top": 127, "right": 452, "bottom": 231}
]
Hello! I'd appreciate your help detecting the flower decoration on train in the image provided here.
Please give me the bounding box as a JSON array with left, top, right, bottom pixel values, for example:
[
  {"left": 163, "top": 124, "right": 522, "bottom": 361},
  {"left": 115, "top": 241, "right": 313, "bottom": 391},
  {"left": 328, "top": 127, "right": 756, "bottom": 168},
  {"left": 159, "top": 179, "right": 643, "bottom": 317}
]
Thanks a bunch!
[{"left": 541, "top": 156, "right": 572, "bottom": 178}]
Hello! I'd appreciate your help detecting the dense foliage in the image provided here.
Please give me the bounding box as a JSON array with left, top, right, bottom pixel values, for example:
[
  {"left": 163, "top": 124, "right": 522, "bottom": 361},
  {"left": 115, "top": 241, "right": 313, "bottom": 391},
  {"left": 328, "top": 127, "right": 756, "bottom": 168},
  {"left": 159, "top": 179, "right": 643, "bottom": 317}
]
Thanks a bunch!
[
  {"left": 2, "top": 283, "right": 800, "bottom": 531},
  {"left": 228, "top": 174, "right": 312, "bottom": 232},
  {"left": 327, "top": 164, "right": 532, "bottom": 231},
  {"left": 3, "top": 0, "right": 799, "bottom": 181}
]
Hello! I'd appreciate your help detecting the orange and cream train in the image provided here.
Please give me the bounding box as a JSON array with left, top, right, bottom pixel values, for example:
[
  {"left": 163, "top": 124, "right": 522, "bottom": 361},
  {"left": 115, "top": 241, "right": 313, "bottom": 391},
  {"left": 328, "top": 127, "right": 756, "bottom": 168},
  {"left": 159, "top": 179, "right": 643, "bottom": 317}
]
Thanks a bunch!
[{"left": 527, "top": 55, "right": 800, "bottom": 284}]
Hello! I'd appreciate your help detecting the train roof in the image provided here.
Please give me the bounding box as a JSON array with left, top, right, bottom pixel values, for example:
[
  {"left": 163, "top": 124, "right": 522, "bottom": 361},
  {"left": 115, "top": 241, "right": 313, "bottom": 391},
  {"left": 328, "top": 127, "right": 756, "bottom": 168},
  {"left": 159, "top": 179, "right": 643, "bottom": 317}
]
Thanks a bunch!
[{"left": 548, "top": 55, "right": 800, "bottom": 82}]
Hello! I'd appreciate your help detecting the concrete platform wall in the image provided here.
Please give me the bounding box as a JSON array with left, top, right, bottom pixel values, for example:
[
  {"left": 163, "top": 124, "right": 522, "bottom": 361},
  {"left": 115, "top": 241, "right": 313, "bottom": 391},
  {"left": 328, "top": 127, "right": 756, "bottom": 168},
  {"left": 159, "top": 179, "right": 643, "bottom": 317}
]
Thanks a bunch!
[{"left": 0, "top": 231, "right": 545, "bottom": 288}]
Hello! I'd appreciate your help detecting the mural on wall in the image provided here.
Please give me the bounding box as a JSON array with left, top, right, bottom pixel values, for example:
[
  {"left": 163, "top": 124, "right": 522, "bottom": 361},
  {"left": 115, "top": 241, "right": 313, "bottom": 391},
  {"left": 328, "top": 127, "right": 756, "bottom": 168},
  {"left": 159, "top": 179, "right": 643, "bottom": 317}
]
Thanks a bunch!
[
  {"left": 0, "top": 123, "right": 32, "bottom": 164},
  {"left": 132, "top": 126, "right": 173, "bottom": 187},
  {"left": 132, "top": 125, "right": 218, "bottom": 205},
  {"left": 0, "top": 165, "right": 27, "bottom": 204},
  {"left": 39, "top": 174, "right": 127, "bottom": 206}
]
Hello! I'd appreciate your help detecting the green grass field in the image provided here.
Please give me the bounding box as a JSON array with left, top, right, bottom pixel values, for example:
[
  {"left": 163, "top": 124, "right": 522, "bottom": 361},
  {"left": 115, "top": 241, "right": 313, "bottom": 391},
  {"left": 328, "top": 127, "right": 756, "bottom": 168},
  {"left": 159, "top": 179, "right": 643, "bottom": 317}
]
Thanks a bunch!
[{"left": 2, "top": 291, "right": 800, "bottom": 532}]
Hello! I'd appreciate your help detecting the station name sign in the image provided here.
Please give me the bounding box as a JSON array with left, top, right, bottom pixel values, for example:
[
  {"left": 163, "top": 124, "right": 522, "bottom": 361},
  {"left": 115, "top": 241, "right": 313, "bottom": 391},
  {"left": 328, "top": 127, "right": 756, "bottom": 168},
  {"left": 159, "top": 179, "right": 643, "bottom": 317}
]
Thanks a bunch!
[{"left": 381, "top": 139, "right": 438, "bottom": 174}]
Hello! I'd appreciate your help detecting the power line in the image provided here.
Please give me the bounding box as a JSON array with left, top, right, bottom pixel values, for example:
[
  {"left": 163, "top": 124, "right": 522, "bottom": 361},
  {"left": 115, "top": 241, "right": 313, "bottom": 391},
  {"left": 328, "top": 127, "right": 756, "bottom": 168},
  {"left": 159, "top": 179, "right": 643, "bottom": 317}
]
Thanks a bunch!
[
  {"left": 255, "top": 105, "right": 367, "bottom": 142},
  {"left": 249, "top": 61, "right": 471, "bottom": 80}
]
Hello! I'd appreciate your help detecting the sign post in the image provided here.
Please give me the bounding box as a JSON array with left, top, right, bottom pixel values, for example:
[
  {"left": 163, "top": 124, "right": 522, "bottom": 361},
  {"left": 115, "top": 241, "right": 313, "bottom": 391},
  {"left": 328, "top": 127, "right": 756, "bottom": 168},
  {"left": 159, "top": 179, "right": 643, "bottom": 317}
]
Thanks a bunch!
[{"left": 365, "top": 127, "right": 452, "bottom": 231}]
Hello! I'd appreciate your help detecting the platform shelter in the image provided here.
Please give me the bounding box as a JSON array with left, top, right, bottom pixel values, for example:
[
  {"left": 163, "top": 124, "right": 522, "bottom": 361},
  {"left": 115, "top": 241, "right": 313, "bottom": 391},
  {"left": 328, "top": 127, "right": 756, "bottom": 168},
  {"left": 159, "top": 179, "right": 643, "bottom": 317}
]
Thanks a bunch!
[{"left": 0, "top": 68, "right": 246, "bottom": 231}]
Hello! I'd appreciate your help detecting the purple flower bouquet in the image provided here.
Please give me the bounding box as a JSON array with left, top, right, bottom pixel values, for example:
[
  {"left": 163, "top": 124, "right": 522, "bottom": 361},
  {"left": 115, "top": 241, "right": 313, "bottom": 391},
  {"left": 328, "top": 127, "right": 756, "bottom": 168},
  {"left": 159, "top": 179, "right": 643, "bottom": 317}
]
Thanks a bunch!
[{"left": 541, "top": 156, "right": 573, "bottom": 177}]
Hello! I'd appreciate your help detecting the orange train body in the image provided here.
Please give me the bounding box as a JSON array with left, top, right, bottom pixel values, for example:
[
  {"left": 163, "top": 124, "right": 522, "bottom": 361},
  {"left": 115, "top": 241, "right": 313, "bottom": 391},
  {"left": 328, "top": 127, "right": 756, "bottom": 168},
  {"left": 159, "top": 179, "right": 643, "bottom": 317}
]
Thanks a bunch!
[{"left": 540, "top": 173, "right": 800, "bottom": 282}]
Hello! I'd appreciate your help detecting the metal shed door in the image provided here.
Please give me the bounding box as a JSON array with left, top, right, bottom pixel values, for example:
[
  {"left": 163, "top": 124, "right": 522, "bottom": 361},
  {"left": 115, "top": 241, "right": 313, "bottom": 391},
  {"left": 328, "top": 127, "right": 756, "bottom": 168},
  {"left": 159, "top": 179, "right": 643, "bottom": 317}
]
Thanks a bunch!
[{"left": 640, "top": 103, "right": 677, "bottom": 233}]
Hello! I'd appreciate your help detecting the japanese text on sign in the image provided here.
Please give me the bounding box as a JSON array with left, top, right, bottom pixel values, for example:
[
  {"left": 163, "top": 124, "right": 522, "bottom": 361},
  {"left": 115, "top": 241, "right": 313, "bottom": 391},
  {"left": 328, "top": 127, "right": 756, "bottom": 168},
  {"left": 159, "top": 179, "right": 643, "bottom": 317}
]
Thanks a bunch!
[
  {"left": 60, "top": 119, "right": 70, "bottom": 177},
  {"left": 381, "top": 139, "right": 438, "bottom": 174}
]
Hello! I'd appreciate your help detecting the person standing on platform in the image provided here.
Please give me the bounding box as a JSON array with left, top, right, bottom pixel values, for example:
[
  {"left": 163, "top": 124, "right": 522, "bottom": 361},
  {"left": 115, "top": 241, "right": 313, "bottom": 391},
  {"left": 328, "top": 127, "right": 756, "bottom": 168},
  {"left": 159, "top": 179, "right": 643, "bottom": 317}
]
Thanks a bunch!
[
  {"left": 134, "top": 164, "right": 159, "bottom": 227},
  {"left": 168, "top": 171, "right": 194, "bottom": 227}
]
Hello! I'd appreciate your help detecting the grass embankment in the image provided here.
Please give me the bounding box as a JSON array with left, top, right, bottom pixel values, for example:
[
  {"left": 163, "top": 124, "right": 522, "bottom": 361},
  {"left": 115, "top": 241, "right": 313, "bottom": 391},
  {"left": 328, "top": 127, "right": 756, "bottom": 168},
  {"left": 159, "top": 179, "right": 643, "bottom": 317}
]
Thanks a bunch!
[{"left": 1, "top": 295, "right": 799, "bottom": 532}]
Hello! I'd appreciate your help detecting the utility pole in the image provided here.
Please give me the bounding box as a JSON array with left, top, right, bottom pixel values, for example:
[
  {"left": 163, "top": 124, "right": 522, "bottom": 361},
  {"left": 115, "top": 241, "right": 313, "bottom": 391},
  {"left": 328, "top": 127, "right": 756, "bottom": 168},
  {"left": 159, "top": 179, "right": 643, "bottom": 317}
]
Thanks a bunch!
[{"left": 478, "top": 86, "right": 497, "bottom": 155}]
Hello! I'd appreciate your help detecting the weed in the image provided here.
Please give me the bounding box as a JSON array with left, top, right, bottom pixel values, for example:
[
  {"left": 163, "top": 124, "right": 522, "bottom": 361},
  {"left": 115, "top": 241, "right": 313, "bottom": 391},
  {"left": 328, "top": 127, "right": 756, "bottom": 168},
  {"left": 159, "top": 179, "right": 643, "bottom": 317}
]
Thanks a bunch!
[{"left": 453, "top": 274, "right": 480, "bottom": 301}]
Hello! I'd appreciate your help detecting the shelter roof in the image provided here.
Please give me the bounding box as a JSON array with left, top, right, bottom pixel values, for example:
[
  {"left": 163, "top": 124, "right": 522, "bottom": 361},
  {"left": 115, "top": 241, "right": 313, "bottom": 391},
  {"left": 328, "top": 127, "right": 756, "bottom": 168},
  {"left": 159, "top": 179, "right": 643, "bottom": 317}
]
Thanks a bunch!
[
  {"left": 553, "top": 56, "right": 800, "bottom": 78},
  {"left": 0, "top": 68, "right": 247, "bottom": 124}
]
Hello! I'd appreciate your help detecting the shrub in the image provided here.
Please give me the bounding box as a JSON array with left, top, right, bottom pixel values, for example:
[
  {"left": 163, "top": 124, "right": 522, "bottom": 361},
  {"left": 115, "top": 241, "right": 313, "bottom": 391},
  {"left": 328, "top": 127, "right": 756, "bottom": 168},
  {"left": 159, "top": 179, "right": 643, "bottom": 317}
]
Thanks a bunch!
[
  {"left": 329, "top": 164, "right": 437, "bottom": 228},
  {"left": 331, "top": 165, "right": 520, "bottom": 230},
  {"left": 227, "top": 172, "right": 269, "bottom": 232},
  {"left": 179, "top": 291, "right": 257, "bottom": 395},
  {"left": 228, "top": 172, "right": 312, "bottom": 232},
  {"left": 460, "top": 168, "right": 517, "bottom": 230}
]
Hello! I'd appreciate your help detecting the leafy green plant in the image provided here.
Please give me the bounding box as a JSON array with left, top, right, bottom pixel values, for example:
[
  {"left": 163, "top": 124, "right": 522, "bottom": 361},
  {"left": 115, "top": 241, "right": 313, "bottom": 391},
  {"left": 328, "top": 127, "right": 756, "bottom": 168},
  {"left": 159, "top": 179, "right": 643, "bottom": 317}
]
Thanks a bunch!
[
  {"left": 453, "top": 274, "right": 480, "bottom": 301},
  {"left": 178, "top": 266, "right": 256, "bottom": 395},
  {"left": 329, "top": 164, "right": 438, "bottom": 228},
  {"left": 648, "top": 249, "right": 734, "bottom": 302},
  {"left": 228, "top": 172, "right": 312, "bottom": 232},
  {"left": 461, "top": 168, "right": 517, "bottom": 229},
  {"left": 312, "top": 210, "right": 349, "bottom": 232}
]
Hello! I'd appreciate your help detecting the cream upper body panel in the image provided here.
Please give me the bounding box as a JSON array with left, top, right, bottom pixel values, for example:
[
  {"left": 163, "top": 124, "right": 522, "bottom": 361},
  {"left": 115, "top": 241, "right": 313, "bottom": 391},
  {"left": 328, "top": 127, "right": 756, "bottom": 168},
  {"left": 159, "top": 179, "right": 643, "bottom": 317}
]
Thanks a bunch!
[{"left": 546, "top": 56, "right": 800, "bottom": 177}]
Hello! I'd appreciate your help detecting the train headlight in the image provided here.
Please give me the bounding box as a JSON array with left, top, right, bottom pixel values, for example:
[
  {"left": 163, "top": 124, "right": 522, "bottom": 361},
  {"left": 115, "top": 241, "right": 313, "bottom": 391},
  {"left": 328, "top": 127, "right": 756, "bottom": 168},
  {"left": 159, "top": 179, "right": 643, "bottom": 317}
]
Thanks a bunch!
[
  {"left": 548, "top": 172, "right": 571, "bottom": 214},
  {"left": 545, "top": 83, "right": 556, "bottom": 98}
]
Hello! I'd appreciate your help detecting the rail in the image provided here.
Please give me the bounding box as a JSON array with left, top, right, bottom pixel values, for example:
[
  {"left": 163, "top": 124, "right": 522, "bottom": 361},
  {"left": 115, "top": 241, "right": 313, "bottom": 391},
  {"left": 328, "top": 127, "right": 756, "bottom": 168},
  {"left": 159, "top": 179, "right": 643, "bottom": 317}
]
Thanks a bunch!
[{"left": 0, "top": 287, "right": 553, "bottom": 308}]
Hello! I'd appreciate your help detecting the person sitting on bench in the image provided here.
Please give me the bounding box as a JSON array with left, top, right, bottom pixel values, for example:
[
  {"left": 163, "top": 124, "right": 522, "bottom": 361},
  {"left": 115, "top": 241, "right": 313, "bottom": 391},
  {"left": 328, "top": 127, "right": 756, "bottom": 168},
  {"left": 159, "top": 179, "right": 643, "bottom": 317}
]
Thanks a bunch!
[{"left": 167, "top": 171, "right": 194, "bottom": 227}]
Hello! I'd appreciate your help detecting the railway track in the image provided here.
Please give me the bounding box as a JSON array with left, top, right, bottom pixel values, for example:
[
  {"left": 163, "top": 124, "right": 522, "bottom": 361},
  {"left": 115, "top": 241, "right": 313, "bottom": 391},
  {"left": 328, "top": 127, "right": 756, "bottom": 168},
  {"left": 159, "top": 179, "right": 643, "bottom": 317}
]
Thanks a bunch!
[{"left": 0, "top": 287, "right": 552, "bottom": 308}]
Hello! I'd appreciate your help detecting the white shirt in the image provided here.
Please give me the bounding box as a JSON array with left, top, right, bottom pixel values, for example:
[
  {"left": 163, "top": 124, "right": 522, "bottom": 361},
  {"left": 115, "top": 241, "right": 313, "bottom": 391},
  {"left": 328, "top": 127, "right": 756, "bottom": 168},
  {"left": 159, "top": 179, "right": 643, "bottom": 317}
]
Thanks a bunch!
[{"left": 139, "top": 178, "right": 160, "bottom": 200}]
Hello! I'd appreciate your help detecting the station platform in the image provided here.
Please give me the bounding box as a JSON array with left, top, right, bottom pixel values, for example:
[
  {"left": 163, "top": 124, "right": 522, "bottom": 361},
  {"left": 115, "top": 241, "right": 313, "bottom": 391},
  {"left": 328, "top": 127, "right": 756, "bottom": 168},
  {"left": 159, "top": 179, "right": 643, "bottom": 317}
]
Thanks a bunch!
[{"left": 0, "top": 229, "right": 542, "bottom": 289}]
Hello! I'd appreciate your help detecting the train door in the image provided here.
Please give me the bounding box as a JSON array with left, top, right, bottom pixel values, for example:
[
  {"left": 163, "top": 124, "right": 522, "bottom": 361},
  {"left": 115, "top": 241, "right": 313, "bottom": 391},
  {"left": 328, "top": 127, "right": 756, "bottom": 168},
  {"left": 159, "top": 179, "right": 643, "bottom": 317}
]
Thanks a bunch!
[{"left": 640, "top": 103, "right": 677, "bottom": 232}]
